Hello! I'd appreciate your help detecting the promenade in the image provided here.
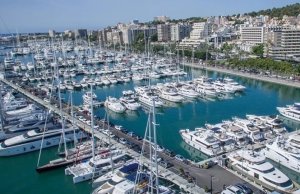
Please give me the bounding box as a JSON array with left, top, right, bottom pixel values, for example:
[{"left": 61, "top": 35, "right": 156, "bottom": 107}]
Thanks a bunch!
[{"left": 184, "top": 62, "right": 300, "bottom": 89}]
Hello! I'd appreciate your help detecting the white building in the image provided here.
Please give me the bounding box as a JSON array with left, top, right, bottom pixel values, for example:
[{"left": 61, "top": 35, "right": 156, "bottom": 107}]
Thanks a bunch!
[
  {"left": 240, "top": 26, "right": 265, "bottom": 44},
  {"left": 265, "top": 28, "right": 300, "bottom": 61},
  {"left": 179, "top": 22, "right": 212, "bottom": 47}
]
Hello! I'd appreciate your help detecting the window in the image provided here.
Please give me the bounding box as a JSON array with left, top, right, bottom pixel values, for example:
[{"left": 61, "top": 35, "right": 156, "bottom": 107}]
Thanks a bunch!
[{"left": 263, "top": 177, "right": 293, "bottom": 188}]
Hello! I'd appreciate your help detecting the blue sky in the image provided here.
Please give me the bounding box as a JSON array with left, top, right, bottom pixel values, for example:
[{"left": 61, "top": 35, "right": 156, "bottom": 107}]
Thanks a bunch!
[{"left": 0, "top": 0, "right": 299, "bottom": 33}]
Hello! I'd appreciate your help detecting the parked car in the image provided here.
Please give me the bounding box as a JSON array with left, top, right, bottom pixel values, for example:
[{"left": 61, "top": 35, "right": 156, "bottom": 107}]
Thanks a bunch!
[
  {"left": 221, "top": 185, "right": 243, "bottom": 194},
  {"left": 175, "top": 154, "right": 185, "bottom": 162},
  {"left": 127, "top": 131, "right": 136, "bottom": 138},
  {"left": 164, "top": 149, "right": 175, "bottom": 157},
  {"left": 235, "top": 183, "right": 253, "bottom": 194},
  {"left": 201, "top": 160, "right": 215, "bottom": 169},
  {"left": 119, "top": 138, "right": 127, "bottom": 145},
  {"left": 135, "top": 135, "right": 143, "bottom": 141},
  {"left": 159, "top": 160, "right": 172, "bottom": 168},
  {"left": 115, "top": 125, "right": 123, "bottom": 131}
]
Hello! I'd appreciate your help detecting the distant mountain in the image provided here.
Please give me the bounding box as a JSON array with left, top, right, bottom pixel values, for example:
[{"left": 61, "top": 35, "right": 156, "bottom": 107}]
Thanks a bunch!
[{"left": 245, "top": 3, "right": 300, "bottom": 18}]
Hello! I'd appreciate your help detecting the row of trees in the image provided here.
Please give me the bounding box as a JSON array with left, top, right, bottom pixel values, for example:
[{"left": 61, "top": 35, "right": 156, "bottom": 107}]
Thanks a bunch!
[
  {"left": 246, "top": 3, "right": 300, "bottom": 19},
  {"left": 226, "top": 58, "right": 300, "bottom": 75}
]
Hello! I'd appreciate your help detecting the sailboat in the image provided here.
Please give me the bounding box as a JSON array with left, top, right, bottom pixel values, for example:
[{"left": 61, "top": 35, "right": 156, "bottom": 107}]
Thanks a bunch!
[
  {"left": 65, "top": 86, "right": 126, "bottom": 184},
  {"left": 36, "top": 91, "right": 91, "bottom": 172},
  {"left": 112, "top": 100, "right": 174, "bottom": 194}
]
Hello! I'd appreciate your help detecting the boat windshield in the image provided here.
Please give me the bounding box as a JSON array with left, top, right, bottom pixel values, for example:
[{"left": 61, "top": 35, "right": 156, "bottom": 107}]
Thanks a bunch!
[{"left": 263, "top": 177, "right": 293, "bottom": 188}]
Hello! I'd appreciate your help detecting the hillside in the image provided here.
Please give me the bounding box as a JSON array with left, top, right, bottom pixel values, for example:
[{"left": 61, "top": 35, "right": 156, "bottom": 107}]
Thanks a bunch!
[{"left": 245, "top": 3, "right": 300, "bottom": 18}]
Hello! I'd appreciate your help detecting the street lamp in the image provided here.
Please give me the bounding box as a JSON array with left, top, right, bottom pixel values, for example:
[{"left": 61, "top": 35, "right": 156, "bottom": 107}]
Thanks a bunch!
[{"left": 210, "top": 175, "right": 214, "bottom": 194}]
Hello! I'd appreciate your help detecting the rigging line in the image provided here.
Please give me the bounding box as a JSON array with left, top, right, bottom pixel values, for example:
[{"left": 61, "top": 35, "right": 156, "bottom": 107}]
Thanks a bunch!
[
  {"left": 0, "top": 14, "right": 12, "bottom": 35},
  {"left": 37, "top": 76, "right": 55, "bottom": 167}
]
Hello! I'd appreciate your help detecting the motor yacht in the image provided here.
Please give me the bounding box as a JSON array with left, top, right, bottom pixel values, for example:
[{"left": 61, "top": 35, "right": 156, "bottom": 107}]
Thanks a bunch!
[
  {"left": 179, "top": 128, "right": 222, "bottom": 156},
  {"left": 0, "top": 126, "right": 86, "bottom": 156},
  {"left": 263, "top": 135, "right": 300, "bottom": 174},
  {"left": 104, "top": 97, "right": 126, "bottom": 113},
  {"left": 92, "top": 162, "right": 139, "bottom": 194},
  {"left": 65, "top": 149, "right": 125, "bottom": 183},
  {"left": 277, "top": 103, "right": 300, "bottom": 122},
  {"left": 228, "top": 149, "right": 294, "bottom": 192}
]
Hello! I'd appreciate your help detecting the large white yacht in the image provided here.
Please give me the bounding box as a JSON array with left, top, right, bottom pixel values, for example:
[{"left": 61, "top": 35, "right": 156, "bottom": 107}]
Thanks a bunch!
[
  {"left": 179, "top": 128, "right": 222, "bottom": 156},
  {"left": 104, "top": 97, "right": 126, "bottom": 113},
  {"left": 195, "top": 83, "right": 218, "bottom": 98},
  {"left": 207, "top": 121, "right": 250, "bottom": 147},
  {"left": 159, "top": 87, "right": 184, "bottom": 103},
  {"left": 246, "top": 114, "right": 287, "bottom": 134},
  {"left": 232, "top": 118, "right": 264, "bottom": 143},
  {"left": 92, "top": 162, "right": 138, "bottom": 194},
  {"left": 138, "top": 92, "right": 164, "bottom": 108},
  {"left": 119, "top": 96, "right": 141, "bottom": 111},
  {"left": 0, "top": 127, "right": 86, "bottom": 156},
  {"left": 5, "top": 104, "right": 41, "bottom": 117},
  {"left": 228, "top": 150, "right": 294, "bottom": 192},
  {"left": 177, "top": 85, "right": 199, "bottom": 98},
  {"left": 223, "top": 77, "right": 246, "bottom": 92},
  {"left": 263, "top": 135, "right": 300, "bottom": 174},
  {"left": 83, "top": 91, "right": 97, "bottom": 104},
  {"left": 277, "top": 103, "right": 300, "bottom": 122},
  {"left": 65, "top": 149, "right": 125, "bottom": 183}
]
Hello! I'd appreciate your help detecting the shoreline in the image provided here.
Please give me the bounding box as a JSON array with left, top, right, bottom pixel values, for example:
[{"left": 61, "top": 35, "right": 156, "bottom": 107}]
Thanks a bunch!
[{"left": 183, "top": 63, "right": 300, "bottom": 89}]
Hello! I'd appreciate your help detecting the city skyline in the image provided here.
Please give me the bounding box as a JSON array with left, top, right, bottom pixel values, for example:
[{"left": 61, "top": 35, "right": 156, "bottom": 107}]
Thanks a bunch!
[{"left": 0, "top": 0, "right": 299, "bottom": 33}]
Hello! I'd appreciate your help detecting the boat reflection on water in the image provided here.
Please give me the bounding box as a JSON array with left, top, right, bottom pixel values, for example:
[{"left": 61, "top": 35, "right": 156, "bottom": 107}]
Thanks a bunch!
[{"left": 179, "top": 141, "right": 210, "bottom": 162}]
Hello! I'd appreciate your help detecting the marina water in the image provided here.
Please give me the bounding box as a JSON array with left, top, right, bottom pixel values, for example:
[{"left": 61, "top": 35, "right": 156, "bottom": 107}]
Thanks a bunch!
[{"left": 1, "top": 60, "right": 300, "bottom": 193}]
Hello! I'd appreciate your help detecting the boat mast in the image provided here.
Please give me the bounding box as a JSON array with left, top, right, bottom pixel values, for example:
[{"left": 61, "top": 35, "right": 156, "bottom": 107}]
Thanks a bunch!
[
  {"left": 107, "top": 111, "right": 114, "bottom": 173},
  {"left": 90, "top": 85, "right": 95, "bottom": 162},
  {"left": 70, "top": 90, "right": 77, "bottom": 145},
  {"left": 0, "top": 84, "right": 4, "bottom": 131},
  {"left": 56, "top": 53, "right": 68, "bottom": 157},
  {"left": 152, "top": 99, "right": 159, "bottom": 194}
]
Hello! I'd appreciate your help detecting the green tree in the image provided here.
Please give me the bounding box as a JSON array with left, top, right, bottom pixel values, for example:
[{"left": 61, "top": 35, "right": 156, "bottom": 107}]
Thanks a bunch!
[{"left": 251, "top": 44, "right": 264, "bottom": 57}]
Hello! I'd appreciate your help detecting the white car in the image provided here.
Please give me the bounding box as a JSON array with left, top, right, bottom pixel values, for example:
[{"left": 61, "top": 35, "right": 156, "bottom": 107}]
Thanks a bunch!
[
  {"left": 119, "top": 138, "right": 127, "bottom": 144},
  {"left": 221, "top": 186, "right": 243, "bottom": 194},
  {"left": 175, "top": 154, "right": 185, "bottom": 162},
  {"left": 115, "top": 125, "right": 123, "bottom": 131}
]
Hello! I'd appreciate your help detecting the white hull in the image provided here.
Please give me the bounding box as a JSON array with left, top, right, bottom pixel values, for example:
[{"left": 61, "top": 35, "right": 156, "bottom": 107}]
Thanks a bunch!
[
  {"left": 0, "top": 131, "right": 85, "bottom": 156},
  {"left": 159, "top": 93, "right": 183, "bottom": 103},
  {"left": 277, "top": 108, "right": 300, "bottom": 122},
  {"left": 263, "top": 147, "right": 300, "bottom": 174},
  {"left": 180, "top": 131, "right": 218, "bottom": 157}
]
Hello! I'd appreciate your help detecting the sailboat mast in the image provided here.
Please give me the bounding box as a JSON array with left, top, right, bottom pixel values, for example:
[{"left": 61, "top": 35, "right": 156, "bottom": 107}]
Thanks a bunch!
[
  {"left": 0, "top": 84, "right": 4, "bottom": 131},
  {"left": 70, "top": 90, "right": 77, "bottom": 145},
  {"left": 90, "top": 85, "right": 95, "bottom": 161},
  {"left": 56, "top": 54, "right": 68, "bottom": 157},
  {"left": 152, "top": 100, "right": 159, "bottom": 194}
]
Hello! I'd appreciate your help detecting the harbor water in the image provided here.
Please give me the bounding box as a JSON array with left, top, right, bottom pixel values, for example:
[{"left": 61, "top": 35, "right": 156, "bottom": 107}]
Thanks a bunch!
[{"left": 1, "top": 55, "right": 300, "bottom": 193}]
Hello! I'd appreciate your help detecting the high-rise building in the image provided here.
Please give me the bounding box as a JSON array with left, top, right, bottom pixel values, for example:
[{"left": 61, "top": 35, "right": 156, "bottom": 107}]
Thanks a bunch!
[
  {"left": 74, "top": 29, "right": 88, "bottom": 39},
  {"left": 48, "top": 29, "right": 56, "bottom": 37},
  {"left": 122, "top": 26, "right": 157, "bottom": 44},
  {"left": 240, "top": 26, "right": 265, "bottom": 44},
  {"left": 157, "top": 24, "right": 171, "bottom": 42},
  {"left": 170, "top": 24, "right": 191, "bottom": 41},
  {"left": 265, "top": 28, "right": 300, "bottom": 60},
  {"left": 180, "top": 22, "right": 212, "bottom": 47}
]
